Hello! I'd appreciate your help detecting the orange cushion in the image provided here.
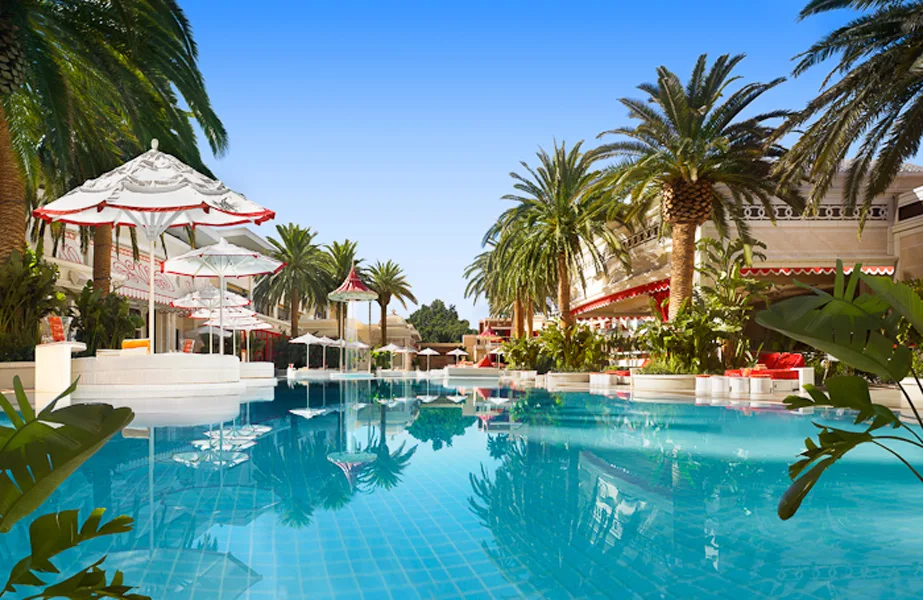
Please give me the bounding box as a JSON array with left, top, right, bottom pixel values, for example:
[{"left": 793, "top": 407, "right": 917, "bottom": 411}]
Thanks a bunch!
[{"left": 122, "top": 339, "right": 150, "bottom": 354}]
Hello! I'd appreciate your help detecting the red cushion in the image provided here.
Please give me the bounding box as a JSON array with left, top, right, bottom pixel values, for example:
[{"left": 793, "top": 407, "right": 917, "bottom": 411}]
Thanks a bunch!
[
  {"left": 724, "top": 369, "right": 743, "bottom": 377},
  {"left": 758, "top": 352, "right": 782, "bottom": 369},
  {"left": 476, "top": 355, "right": 494, "bottom": 368},
  {"left": 762, "top": 369, "right": 799, "bottom": 380},
  {"left": 776, "top": 353, "right": 806, "bottom": 369}
]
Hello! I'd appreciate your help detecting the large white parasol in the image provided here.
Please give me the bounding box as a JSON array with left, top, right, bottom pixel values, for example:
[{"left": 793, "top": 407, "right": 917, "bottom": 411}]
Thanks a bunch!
[
  {"left": 290, "top": 332, "right": 323, "bottom": 369},
  {"left": 32, "top": 140, "right": 274, "bottom": 352},
  {"left": 447, "top": 348, "right": 469, "bottom": 364},
  {"left": 173, "top": 284, "right": 250, "bottom": 353},
  {"left": 163, "top": 238, "right": 283, "bottom": 354},
  {"left": 417, "top": 347, "right": 440, "bottom": 371}
]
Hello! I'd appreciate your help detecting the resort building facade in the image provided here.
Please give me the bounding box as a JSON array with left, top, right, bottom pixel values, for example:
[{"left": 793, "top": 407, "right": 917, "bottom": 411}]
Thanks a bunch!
[{"left": 569, "top": 165, "right": 923, "bottom": 325}]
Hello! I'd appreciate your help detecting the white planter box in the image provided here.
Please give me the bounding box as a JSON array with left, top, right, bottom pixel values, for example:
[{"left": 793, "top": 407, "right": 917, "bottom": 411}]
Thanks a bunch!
[
  {"left": 631, "top": 373, "right": 696, "bottom": 394},
  {"left": 0, "top": 361, "right": 35, "bottom": 390},
  {"left": 546, "top": 372, "right": 591, "bottom": 388},
  {"left": 695, "top": 375, "right": 711, "bottom": 395},
  {"left": 590, "top": 373, "right": 620, "bottom": 388},
  {"left": 240, "top": 361, "right": 274, "bottom": 380},
  {"left": 711, "top": 375, "right": 729, "bottom": 396}
]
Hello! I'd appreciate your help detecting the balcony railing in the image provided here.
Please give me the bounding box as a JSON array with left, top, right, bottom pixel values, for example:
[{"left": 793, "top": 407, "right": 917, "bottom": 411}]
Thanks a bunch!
[{"left": 741, "top": 203, "right": 889, "bottom": 221}]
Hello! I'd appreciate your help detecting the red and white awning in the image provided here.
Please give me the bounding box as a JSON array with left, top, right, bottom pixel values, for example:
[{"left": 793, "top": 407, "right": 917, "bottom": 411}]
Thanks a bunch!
[
  {"left": 740, "top": 265, "right": 895, "bottom": 277},
  {"left": 571, "top": 278, "right": 670, "bottom": 316}
]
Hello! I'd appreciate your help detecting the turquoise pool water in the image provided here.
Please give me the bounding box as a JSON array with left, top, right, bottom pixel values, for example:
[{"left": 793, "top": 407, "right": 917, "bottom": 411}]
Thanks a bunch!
[{"left": 4, "top": 380, "right": 923, "bottom": 599}]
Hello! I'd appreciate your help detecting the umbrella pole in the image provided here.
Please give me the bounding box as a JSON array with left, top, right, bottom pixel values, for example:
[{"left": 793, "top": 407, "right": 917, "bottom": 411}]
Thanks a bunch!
[
  {"left": 219, "top": 274, "right": 225, "bottom": 355},
  {"left": 208, "top": 322, "right": 213, "bottom": 354},
  {"left": 306, "top": 343, "right": 310, "bottom": 369},
  {"left": 322, "top": 346, "right": 326, "bottom": 370},
  {"left": 148, "top": 238, "right": 156, "bottom": 353},
  {"left": 368, "top": 301, "right": 372, "bottom": 374}
]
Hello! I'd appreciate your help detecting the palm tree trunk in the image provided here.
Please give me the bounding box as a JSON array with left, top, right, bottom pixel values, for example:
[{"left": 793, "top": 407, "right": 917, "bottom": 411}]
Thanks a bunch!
[
  {"left": 290, "top": 287, "right": 300, "bottom": 336},
  {"left": 669, "top": 222, "right": 697, "bottom": 320},
  {"left": 512, "top": 295, "right": 523, "bottom": 339},
  {"left": 557, "top": 254, "right": 573, "bottom": 328},
  {"left": 93, "top": 225, "right": 113, "bottom": 296},
  {"left": 379, "top": 300, "right": 388, "bottom": 347},
  {"left": 525, "top": 300, "right": 534, "bottom": 337},
  {"left": 0, "top": 105, "right": 26, "bottom": 265}
]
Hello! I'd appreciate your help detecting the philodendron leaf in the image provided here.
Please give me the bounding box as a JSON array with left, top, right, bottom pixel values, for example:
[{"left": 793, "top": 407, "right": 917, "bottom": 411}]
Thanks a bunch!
[
  {"left": 756, "top": 302, "right": 911, "bottom": 381},
  {"left": 4, "top": 509, "right": 143, "bottom": 598},
  {"left": 860, "top": 274, "right": 923, "bottom": 342},
  {"left": 779, "top": 456, "right": 837, "bottom": 520},
  {"left": 0, "top": 377, "right": 134, "bottom": 532}
]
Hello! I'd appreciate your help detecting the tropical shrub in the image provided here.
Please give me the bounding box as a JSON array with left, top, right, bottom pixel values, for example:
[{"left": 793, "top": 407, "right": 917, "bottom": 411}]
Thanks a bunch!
[
  {"left": 407, "top": 299, "right": 475, "bottom": 342},
  {"left": 407, "top": 407, "right": 475, "bottom": 451},
  {"left": 537, "top": 322, "right": 614, "bottom": 373},
  {"left": 756, "top": 261, "right": 923, "bottom": 520},
  {"left": 636, "top": 300, "right": 724, "bottom": 375},
  {"left": 0, "top": 376, "right": 144, "bottom": 597},
  {"left": 0, "top": 250, "right": 65, "bottom": 361},
  {"left": 69, "top": 283, "right": 144, "bottom": 357},
  {"left": 502, "top": 336, "right": 552, "bottom": 373}
]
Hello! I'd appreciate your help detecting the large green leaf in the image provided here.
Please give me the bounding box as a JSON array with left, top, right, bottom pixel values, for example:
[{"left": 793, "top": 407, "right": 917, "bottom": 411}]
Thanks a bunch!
[
  {"left": 756, "top": 263, "right": 911, "bottom": 381},
  {"left": 860, "top": 274, "right": 923, "bottom": 345},
  {"left": 784, "top": 377, "right": 900, "bottom": 431},
  {"left": 3, "top": 509, "right": 147, "bottom": 599},
  {"left": 0, "top": 377, "right": 134, "bottom": 532}
]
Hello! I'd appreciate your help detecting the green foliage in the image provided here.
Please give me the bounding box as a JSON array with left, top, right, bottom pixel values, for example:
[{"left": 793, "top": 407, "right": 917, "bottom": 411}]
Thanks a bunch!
[
  {"left": 597, "top": 53, "right": 804, "bottom": 240},
  {"left": 637, "top": 300, "right": 724, "bottom": 374},
  {"left": 502, "top": 336, "right": 552, "bottom": 373},
  {"left": 407, "top": 300, "right": 475, "bottom": 343},
  {"left": 775, "top": 1, "right": 923, "bottom": 229},
  {"left": 69, "top": 283, "right": 144, "bottom": 356},
  {"left": 637, "top": 354, "right": 699, "bottom": 376},
  {"left": 2, "top": 509, "right": 144, "bottom": 599},
  {"left": 368, "top": 260, "right": 417, "bottom": 311},
  {"left": 0, "top": 377, "right": 134, "bottom": 532},
  {"left": 0, "top": 250, "right": 65, "bottom": 361},
  {"left": 756, "top": 262, "right": 923, "bottom": 519},
  {"left": 369, "top": 350, "right": 392, "bottom": 369},
  {"left": 407, "top": 407, "right": 475, "bottom": 451},
  {"left": 536, "top": 322, "right": 614, "bottom": 373},
  {"left": 0, "top": 376, "right": 141, "bottom": 597}
]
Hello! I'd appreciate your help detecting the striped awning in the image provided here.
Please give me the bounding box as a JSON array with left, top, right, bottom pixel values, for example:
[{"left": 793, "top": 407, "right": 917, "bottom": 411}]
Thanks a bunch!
[
  {"left": 571, "top": 278, "right": 670, "bottom": 316},
  {"left": 115, "top": 286, "right": 176, "bottom": 307},
  {"left": 740, "top": 265, "right": 895, "bottom": 277}
]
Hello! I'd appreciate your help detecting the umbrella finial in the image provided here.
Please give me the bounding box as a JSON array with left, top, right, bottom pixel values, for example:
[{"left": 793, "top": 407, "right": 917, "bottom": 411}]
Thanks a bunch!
[{"left": 151, "top": 138, "right": 159, "bottom": 151}]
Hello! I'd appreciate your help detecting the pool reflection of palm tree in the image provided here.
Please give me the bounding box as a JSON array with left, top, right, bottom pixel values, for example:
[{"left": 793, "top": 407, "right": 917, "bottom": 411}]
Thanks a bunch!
[
  {"left": 468, "top": 439, "right": 639, "bottom": 595},
  {"left": 360, "top": 405, "right": 418, "bottom": 491},
  {"left": 251, "top": 421, "right": 355, "bottom": 528}
]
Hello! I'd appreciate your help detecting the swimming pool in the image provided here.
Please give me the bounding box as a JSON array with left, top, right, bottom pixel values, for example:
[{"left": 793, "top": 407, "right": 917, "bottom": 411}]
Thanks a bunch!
[{"left": 5, "top": 380, "right": 923, "bottom": 599}]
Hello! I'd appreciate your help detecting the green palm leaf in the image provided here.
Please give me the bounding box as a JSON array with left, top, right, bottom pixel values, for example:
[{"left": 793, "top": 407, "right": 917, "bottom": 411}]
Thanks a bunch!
[{"left": 0, "top": 376, "right": 134, "bottom": 532}]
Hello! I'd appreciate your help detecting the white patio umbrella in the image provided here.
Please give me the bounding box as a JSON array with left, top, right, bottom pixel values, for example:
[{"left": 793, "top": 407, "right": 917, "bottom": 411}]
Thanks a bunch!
[
  {"left": 447, "top": 348, "right": 469, "bottom": 364},
  {"left": 173, "top": 284, "right": 250, "bottom": 353},
  {"left": 317, "top": 336, "right": 336, "bottom": 369},
  {"left": 33, "top": 140, "right": 274, "bottom": 352},
  {"left": 203, "top": 316, "right": 268, "bottom": 357},
  {"left": 290, "top": 332, "right": 323, "bottom": 369},
  {"left": 163, "top": 238, "right": 283, "bottom": 354},
  {"left": 417, "top": 347, "right": 440, "bottom": 371}
]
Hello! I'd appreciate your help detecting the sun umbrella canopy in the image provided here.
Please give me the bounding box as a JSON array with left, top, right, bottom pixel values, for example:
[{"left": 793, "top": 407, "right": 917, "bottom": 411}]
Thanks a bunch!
[
  {"left": 417, "top": 348, "right": 440, "bottom": 356},
  {"left": 188, "top": 326, "right": 232, "bottom": 338},
  {"left": 489, "top": 347, "right": 505, "bottom": 355},
  {"left": 32, "top": 140, "right": 275, "bottom": 353},
  {"left": 189, "top": 307, "right": 256, "bottom": 320},
  {"left": 162, "top": 238, "right": 283, "bottom": 279},
  {"left": 317, "top": 336, "right": 336, "bottom": 346},
  {"left": 290, "top": 333, "right": 323, "bottom": 345},
  {"left": 447, "top": 348, "right": 469, "bottom": 356},
  {"left": 394, "top": 347, "right": 416, "bottom": 354},
  {"left": 328, "top": 265, "right": 377, "bottom": 302},
  {"left": 348, "top": 341, "right": 369, "bottom": 349},
  {"left": 171, "top": 284, "right": 250, "bottom": 309},
  {"left": 379, "top": 343, "right": 400, "bottom": 352},
  {"left": 32, "top": 140, "right": 274, "bottom": 234}
]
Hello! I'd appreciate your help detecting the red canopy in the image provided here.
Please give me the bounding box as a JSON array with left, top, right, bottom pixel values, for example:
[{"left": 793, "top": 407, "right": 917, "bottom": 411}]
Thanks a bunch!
[
  {"left": 478, "top": 327, "right": 501, "bottom": 339},
  {"left": 328, "top": 266, "right": 377, "bottom": 302}
]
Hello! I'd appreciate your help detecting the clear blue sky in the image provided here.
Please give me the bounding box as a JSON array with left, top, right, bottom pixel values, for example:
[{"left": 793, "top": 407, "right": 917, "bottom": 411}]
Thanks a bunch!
[{"left": 183, "top": 0, "right": 849, "bottom": 325}]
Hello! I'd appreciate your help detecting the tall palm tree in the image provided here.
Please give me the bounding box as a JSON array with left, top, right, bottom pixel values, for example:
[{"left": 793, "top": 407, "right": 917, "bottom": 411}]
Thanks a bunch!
[
  {"left": 325, "top": 240, "right": 364, "bottom": 339},
  {"left": 367, "top": 260, "right": 416, "bottom": 347},
  {"left": 597, "top": 54, "right": 804, "bottom": 319},
  {"left": 485, "top": 141, "right": 626, "bottom": 328},
  {"left": 255, "top": 224, "right": 333, "bottom": 336},
  {"left": 0, "top": 0, "right": 227, "bottom": 269},
  {"left": 774, "top": 1, "right": 923, "bottom": 226}
]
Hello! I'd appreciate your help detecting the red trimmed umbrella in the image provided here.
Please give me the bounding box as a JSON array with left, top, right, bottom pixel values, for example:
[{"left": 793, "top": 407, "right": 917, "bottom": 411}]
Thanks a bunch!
[
  {"left": 328, "top": 265, "right": 377, "bottom": 372},
  {"left": 32, "top": 140, "right": 274, "bottom": 352},
  {"left": 162, "top": 238, "right": 283, "bottom": 355}
]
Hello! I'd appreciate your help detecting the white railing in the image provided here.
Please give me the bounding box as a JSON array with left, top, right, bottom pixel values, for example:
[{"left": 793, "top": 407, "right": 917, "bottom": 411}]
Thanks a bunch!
[{"left": 741, "top": 203, "right": 889, "bottom": 221}]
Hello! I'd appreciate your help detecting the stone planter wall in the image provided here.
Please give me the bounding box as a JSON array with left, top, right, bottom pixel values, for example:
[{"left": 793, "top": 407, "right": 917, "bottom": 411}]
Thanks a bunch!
[
  {"left": 631, "top": 373, "right": 696, "bottom": 394},
  {"left": 0, "top": 362, "right": 35, "bottom": 390}
]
